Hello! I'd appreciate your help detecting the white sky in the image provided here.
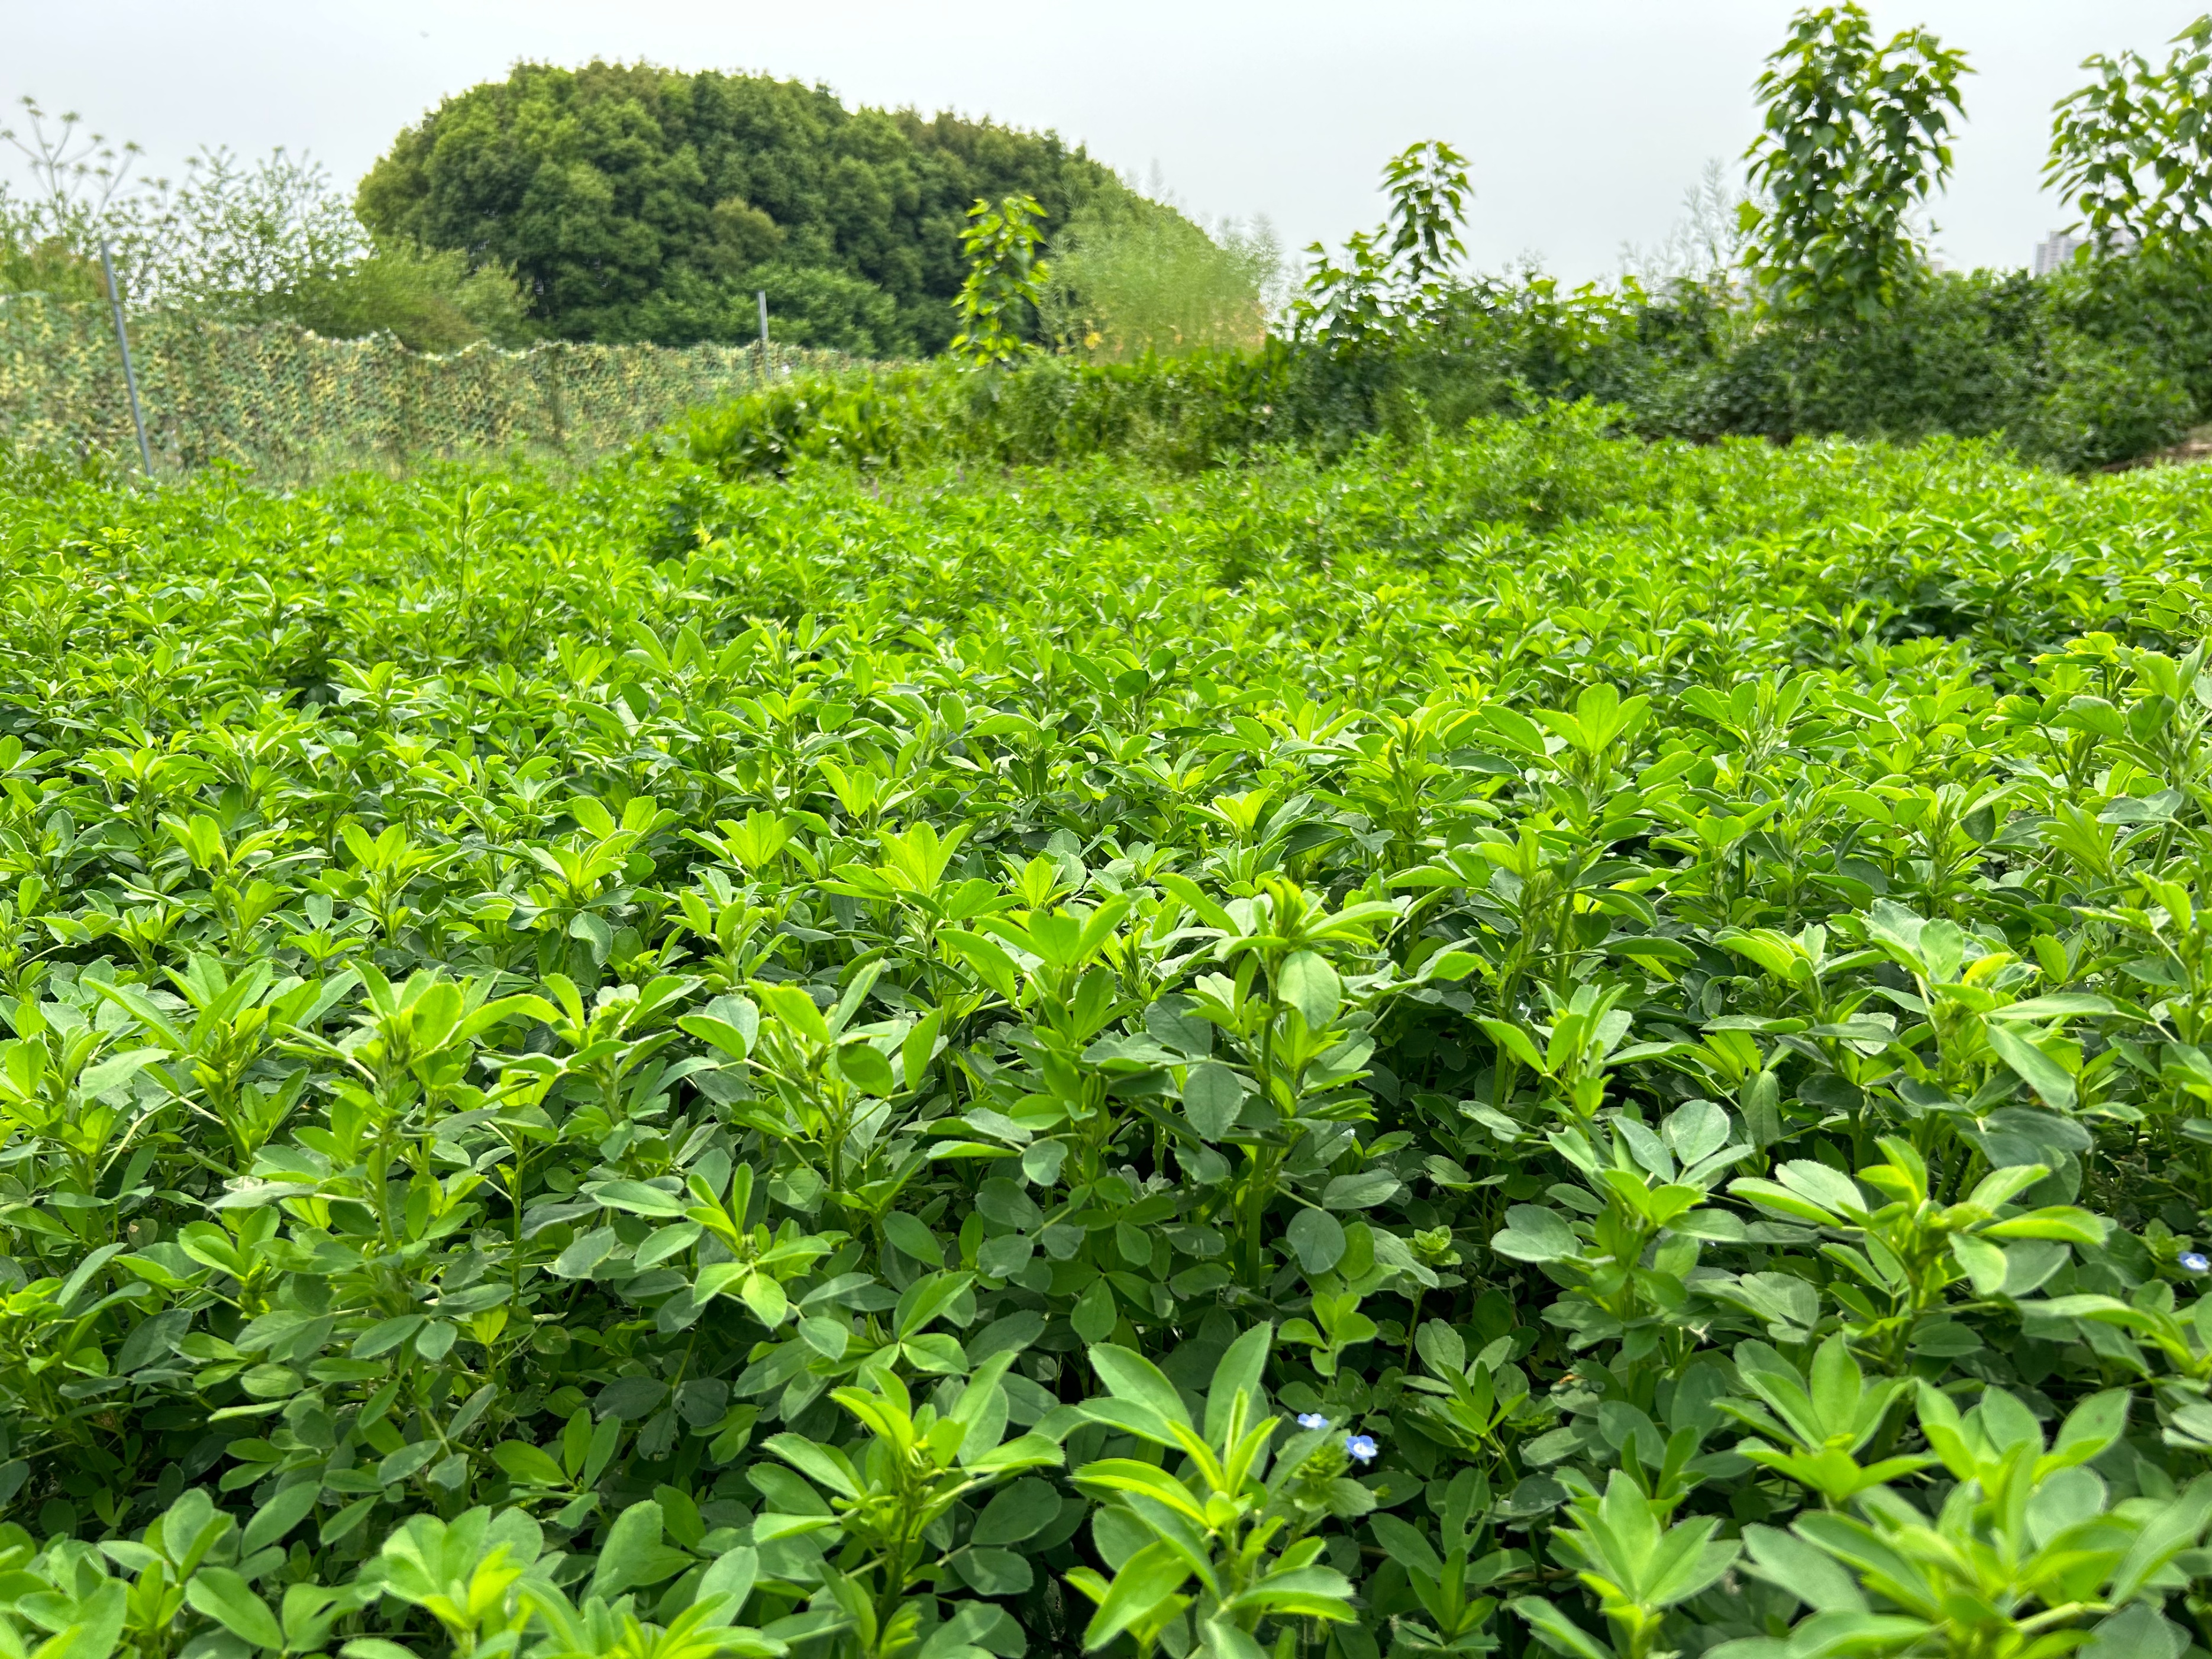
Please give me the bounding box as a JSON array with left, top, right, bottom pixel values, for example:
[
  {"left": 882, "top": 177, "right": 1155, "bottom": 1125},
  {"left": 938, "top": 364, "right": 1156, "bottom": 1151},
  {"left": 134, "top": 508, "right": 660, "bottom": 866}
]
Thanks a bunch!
[{"left": 7, "top": 1, "right": 2204, "bottom": 281}]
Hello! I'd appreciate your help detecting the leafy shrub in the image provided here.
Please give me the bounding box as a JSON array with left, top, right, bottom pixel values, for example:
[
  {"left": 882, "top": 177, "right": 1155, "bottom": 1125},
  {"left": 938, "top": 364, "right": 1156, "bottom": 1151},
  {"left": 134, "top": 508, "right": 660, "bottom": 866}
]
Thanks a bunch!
[
  {"left": 669, "top": 265, "right": 2204, "bottom": 482},
  {"left": 2024, "top": 330, "right": 2196, "bottom": 472},
  {"left": 1259, "top": 130, "right": 2211, "bottom": 473},
  {"left": 2046, "top": 239, "right": 2212, "bottom": 414},
  {"left": 0, "top": 234, "right": 105, "bottom": 306},
  {"left": 671, "top": 353, "right": 1294, "bottom": 478},
  {"left": 263, "top": 241, "right": 537, "bottom": 351},
  {"left": 1037, "top": 185, "right": 1281, "bottom": 362},
  {"left": 0, "top": 104, "right": 535, "bottom": 353}
]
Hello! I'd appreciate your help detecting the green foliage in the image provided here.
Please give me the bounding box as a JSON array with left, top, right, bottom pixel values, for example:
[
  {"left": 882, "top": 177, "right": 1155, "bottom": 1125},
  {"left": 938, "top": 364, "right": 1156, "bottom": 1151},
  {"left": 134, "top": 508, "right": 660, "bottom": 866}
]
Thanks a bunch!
[
  {"left": 670, "top": 353, "right": 1291, "bottom": 479},
  {"left": 1067, "top": 1329, "right": 1359, "bottom": 1654},
  {"left": 1260, "top": 114, "right": 2194, "bottom": 473},
  {"left": 950, "top": 196, "right": 1050, "bottom": 367},
  {"left": 1293, "top": 141, "right": 1472, "bottom": 350},
  {"left": 0, "top": 235, "right": 105, "bottom": 307},
  {"left": 1685, "top": 267, "right": 2197, "bottom": 471},
  {"left": 1515, "top": 1474, "right": 1738, "bottom": 1659},
  {"left": 250, "top": 241, "right": 536, "bottom": 354},
  {"left": 0, "top": 98, "right": 533, "bottom": 354},
  {"left": 30, "top": 200, "right": 2212, "bottom": 1659},
  {"left": 669, "top": 262, "right": 2201, "bottom": 478},
  {"left": 355, "top": 63, "right": 1122, "bottom": 355},
  {"left": 1741, "top": 4, "right": 1971, "bottom": 323},
  {"left": 138, "top": 152, "right": 540, "bottom": 353},
  {"left": 2049, "top": 15, "right": 2212, "bottom": 255},
  {"left": 1038, "top": 185, "right": 1280, "bottom": 363},
  {"left": 135, "top": 145, "right": 379, "bottom": 319}
]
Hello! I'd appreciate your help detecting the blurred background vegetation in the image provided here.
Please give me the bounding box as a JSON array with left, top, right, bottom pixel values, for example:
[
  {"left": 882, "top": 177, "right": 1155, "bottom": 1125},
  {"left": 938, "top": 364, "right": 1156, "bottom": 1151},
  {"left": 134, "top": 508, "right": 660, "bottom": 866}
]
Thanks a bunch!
[
  {"left": 11, "top": 9, "right": 2212, "bottom": 474},
  {"left": 1036, "top": 182, "right": 1284, "bottom": 362}
]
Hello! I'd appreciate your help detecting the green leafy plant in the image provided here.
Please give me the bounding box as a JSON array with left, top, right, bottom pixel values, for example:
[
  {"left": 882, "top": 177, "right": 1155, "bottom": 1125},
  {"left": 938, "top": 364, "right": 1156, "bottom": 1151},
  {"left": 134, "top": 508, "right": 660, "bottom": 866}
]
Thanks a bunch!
[
  {"left": 4, "top": 314, "right": 2212, "bottom": 1659},
  {"left": 1293, "top": 140, "right": 1471, "bottom": 349},
  {"left": 950, "top": 195, "right": 1050, "bottom": 367},
  {"left": 1512, "top": 1473, "right": 1738, "bottom": 1659},
  {"left": 2048, "top": 14, "right": 2212, "bottom": 254},
  {"left": 1734, "top": 1384, "right": 2212, "bottom": 1658},
  {"left": 1064, "top": 1327, "right": 1360, "bottom": 1655},
  {"left": 1740, "top": 4, "right": 1970, "bottom": 322},
  {"left": 753, "top": 1354, "right": 1061, "bottom": 1657}
]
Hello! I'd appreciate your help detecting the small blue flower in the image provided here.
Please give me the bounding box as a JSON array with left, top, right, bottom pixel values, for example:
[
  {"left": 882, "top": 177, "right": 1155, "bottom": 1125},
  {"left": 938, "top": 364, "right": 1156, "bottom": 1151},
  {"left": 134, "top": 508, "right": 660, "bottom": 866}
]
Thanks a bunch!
[
  {"left": 2181, "top": 1251, "right": 2210, "bottom": 1274},
  {"left": 1345, "top": 1433, "right": 1378, "bottom": 1463},
  {"left": 1297, "top": 1412, "right": 1331, "bottom": 1431}
]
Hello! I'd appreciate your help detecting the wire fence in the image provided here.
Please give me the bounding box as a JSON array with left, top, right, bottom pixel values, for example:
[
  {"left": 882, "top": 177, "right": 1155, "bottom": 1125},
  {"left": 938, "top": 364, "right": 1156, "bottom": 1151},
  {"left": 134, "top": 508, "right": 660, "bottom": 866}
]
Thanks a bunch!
[{"left": 0, "top": 292, "right": 864, "bottom": 478}]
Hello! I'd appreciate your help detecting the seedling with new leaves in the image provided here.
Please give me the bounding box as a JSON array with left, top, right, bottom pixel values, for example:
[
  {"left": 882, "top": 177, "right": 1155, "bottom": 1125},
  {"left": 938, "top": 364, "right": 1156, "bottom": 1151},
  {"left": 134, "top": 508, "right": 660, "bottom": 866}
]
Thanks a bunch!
[
  {"left": 91, "top": 955, "right": 356, "bottom": 1165},
  {"left": 1399, "top": 1320, "right": 1545, "bottom": 1472},
  {"left": 1719, "top": 1336, "right": 1933, "bottom": 1506},
  {"left": 1513, "top": 1472, "right": 1738, "bottom": 1659},
  {"left": 1478, "top": 982, "right": 1681, "bottom": 1127},
  {"left": 1858, "top": 898, "right": 2120, "bottom": 1112},
  {"left": 1740, "top": 1383, "right": 2211, "bottom": 1658},
  {"left": 1530, "top": 683, "right": 1652, "bottom": 801},
  {"left": 0, "top": 989, "right": 170, "bottom": 1215},
  {"left": 1731, "top": 1137, "right": 2106, "bottom": 1366},
  {"left": 1370, "top": 1467, "right": 1521, "bottom": 1656},
  {"left": 287, "top": 961, "right": 550, "bottom": 1108},
  {"left": 754, "top": 1353, "right": 1064, "bottom": 1656},
  {"left": 493, "top": 970, "right": 701, "bottom": 1142},
  {"left": 1275, "top": 1289, "right": 1377, "bottom": 1380},
  {"left": 583, "top": 1159, "right": 842, "bottom": 1332},
  {"left": 938, "top": 893, "right": 1136, "bottom": 1184},
  {"left": 1065, "top": 1326, "right": 1360, "bottom": 1657},
  {"left": 1491, "top": 1099, "right": 1751, "bottom": 1356},
  {"left": 519, "top": 795, "right": 677, "bottom": 965},
  {"left": 1708, "top": 920, "right": 1882, "bottom": 1027},
  {"left": 1158, "top": 875, "right": 1401, "bottom": 1282},
  {"left": 690, "top": 962, "right": 942, "bottom": 1206}
]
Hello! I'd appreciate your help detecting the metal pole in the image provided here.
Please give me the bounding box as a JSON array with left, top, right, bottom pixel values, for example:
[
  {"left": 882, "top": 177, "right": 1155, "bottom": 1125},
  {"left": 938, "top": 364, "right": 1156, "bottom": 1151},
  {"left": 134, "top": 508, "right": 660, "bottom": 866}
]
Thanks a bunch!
[
  {"left": 98, "top": 240, "right": 154, "bottom": 475},
  {"left": 755, "top": 289, "right": 771, "bottom": 380}
]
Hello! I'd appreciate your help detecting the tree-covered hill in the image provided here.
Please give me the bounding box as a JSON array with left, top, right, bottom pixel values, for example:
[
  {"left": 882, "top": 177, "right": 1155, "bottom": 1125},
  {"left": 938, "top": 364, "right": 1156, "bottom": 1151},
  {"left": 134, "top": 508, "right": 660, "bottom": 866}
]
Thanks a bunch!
[{"left": 355, "top": 61, "right": 1122, "bottom": 355}]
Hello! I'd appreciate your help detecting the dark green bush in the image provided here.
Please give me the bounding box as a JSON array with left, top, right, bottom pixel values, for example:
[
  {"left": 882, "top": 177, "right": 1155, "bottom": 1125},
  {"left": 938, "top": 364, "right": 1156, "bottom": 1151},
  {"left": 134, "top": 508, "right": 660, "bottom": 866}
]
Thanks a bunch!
[
  {"left": 357, "top": 62, "right": 1121, "bottom": 354},
  {"left": 2022, "top": 330, "right": 2196, "bottom": 472}
]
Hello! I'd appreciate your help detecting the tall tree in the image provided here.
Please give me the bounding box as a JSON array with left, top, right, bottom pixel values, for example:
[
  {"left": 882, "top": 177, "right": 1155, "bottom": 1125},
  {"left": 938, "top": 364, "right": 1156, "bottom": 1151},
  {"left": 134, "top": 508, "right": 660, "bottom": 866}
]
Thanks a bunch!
[
  {"left": 2048, "top": 15, "right": 2212, "bottom": 255},
  {"left": 356, "top": 62, "right": 1120, "bottom": 355},
  {"left": 1740, "top": 5, "right": 1969, "bottom": 324}
]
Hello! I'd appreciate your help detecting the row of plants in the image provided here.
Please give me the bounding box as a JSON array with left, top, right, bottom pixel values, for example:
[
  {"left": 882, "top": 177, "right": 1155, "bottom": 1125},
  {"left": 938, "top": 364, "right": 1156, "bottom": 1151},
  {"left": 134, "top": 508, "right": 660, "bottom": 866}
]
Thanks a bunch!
[
  {"left": 669, "top": 246, "right": 2212, "bottom": 486},
  {"left": 3, "top": 407, "right": 2212, "bottom": 1657},
  {"left": 881, "top": 7, "right": 2212, "bottom": 475},
  {"left": 682, "top": 96, "right": 2212, "bottom": 483}
]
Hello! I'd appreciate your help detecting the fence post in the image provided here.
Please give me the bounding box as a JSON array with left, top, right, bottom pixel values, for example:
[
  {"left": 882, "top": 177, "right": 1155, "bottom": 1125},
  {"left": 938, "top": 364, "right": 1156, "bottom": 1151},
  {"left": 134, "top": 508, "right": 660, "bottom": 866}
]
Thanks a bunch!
[
  {"left": 98, "top": 240, "right": 154, "bottom": 475},
  {"left": 756, "top": 289, "right": 771, "bottom": 382}
]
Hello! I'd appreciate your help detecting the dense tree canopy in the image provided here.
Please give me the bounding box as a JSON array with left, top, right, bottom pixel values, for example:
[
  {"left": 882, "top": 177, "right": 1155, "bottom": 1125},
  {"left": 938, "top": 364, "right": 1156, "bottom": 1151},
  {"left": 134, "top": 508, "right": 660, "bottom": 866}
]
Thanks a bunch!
[{"left": 356, "top": 61, "right": 1121, "bottom": 354}]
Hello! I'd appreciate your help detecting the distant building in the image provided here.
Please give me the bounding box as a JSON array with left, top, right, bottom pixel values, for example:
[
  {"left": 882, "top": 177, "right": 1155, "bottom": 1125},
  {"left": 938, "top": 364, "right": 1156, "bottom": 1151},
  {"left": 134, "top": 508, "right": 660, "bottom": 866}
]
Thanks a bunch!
[
  {"left": 2035, "top": 227, "right": 2136, "bottom": 274},
  {"left": 2034, "top": 230, "right": 2086, "bottom": 275}
]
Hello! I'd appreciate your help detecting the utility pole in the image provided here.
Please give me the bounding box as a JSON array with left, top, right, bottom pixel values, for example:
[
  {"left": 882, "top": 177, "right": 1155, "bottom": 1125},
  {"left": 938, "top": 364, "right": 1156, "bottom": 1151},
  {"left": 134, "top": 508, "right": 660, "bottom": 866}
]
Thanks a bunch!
[{"left": 99, "top": 240, "right": 154, "bottom": 475}]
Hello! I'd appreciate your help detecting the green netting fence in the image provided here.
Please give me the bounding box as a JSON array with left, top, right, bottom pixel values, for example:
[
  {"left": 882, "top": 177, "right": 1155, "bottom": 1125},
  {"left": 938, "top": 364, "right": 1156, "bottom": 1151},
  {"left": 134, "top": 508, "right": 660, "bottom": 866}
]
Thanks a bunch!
[{"left": 0, "top": 292, "right": 864, "bottom": 477}]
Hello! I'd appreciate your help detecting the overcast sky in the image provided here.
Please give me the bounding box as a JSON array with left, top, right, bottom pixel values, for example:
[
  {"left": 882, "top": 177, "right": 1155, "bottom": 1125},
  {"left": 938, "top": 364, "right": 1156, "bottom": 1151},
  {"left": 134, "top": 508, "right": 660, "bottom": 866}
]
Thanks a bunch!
[{"left": 7, "top": 1, "right": 2204, "bottom": 281}]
